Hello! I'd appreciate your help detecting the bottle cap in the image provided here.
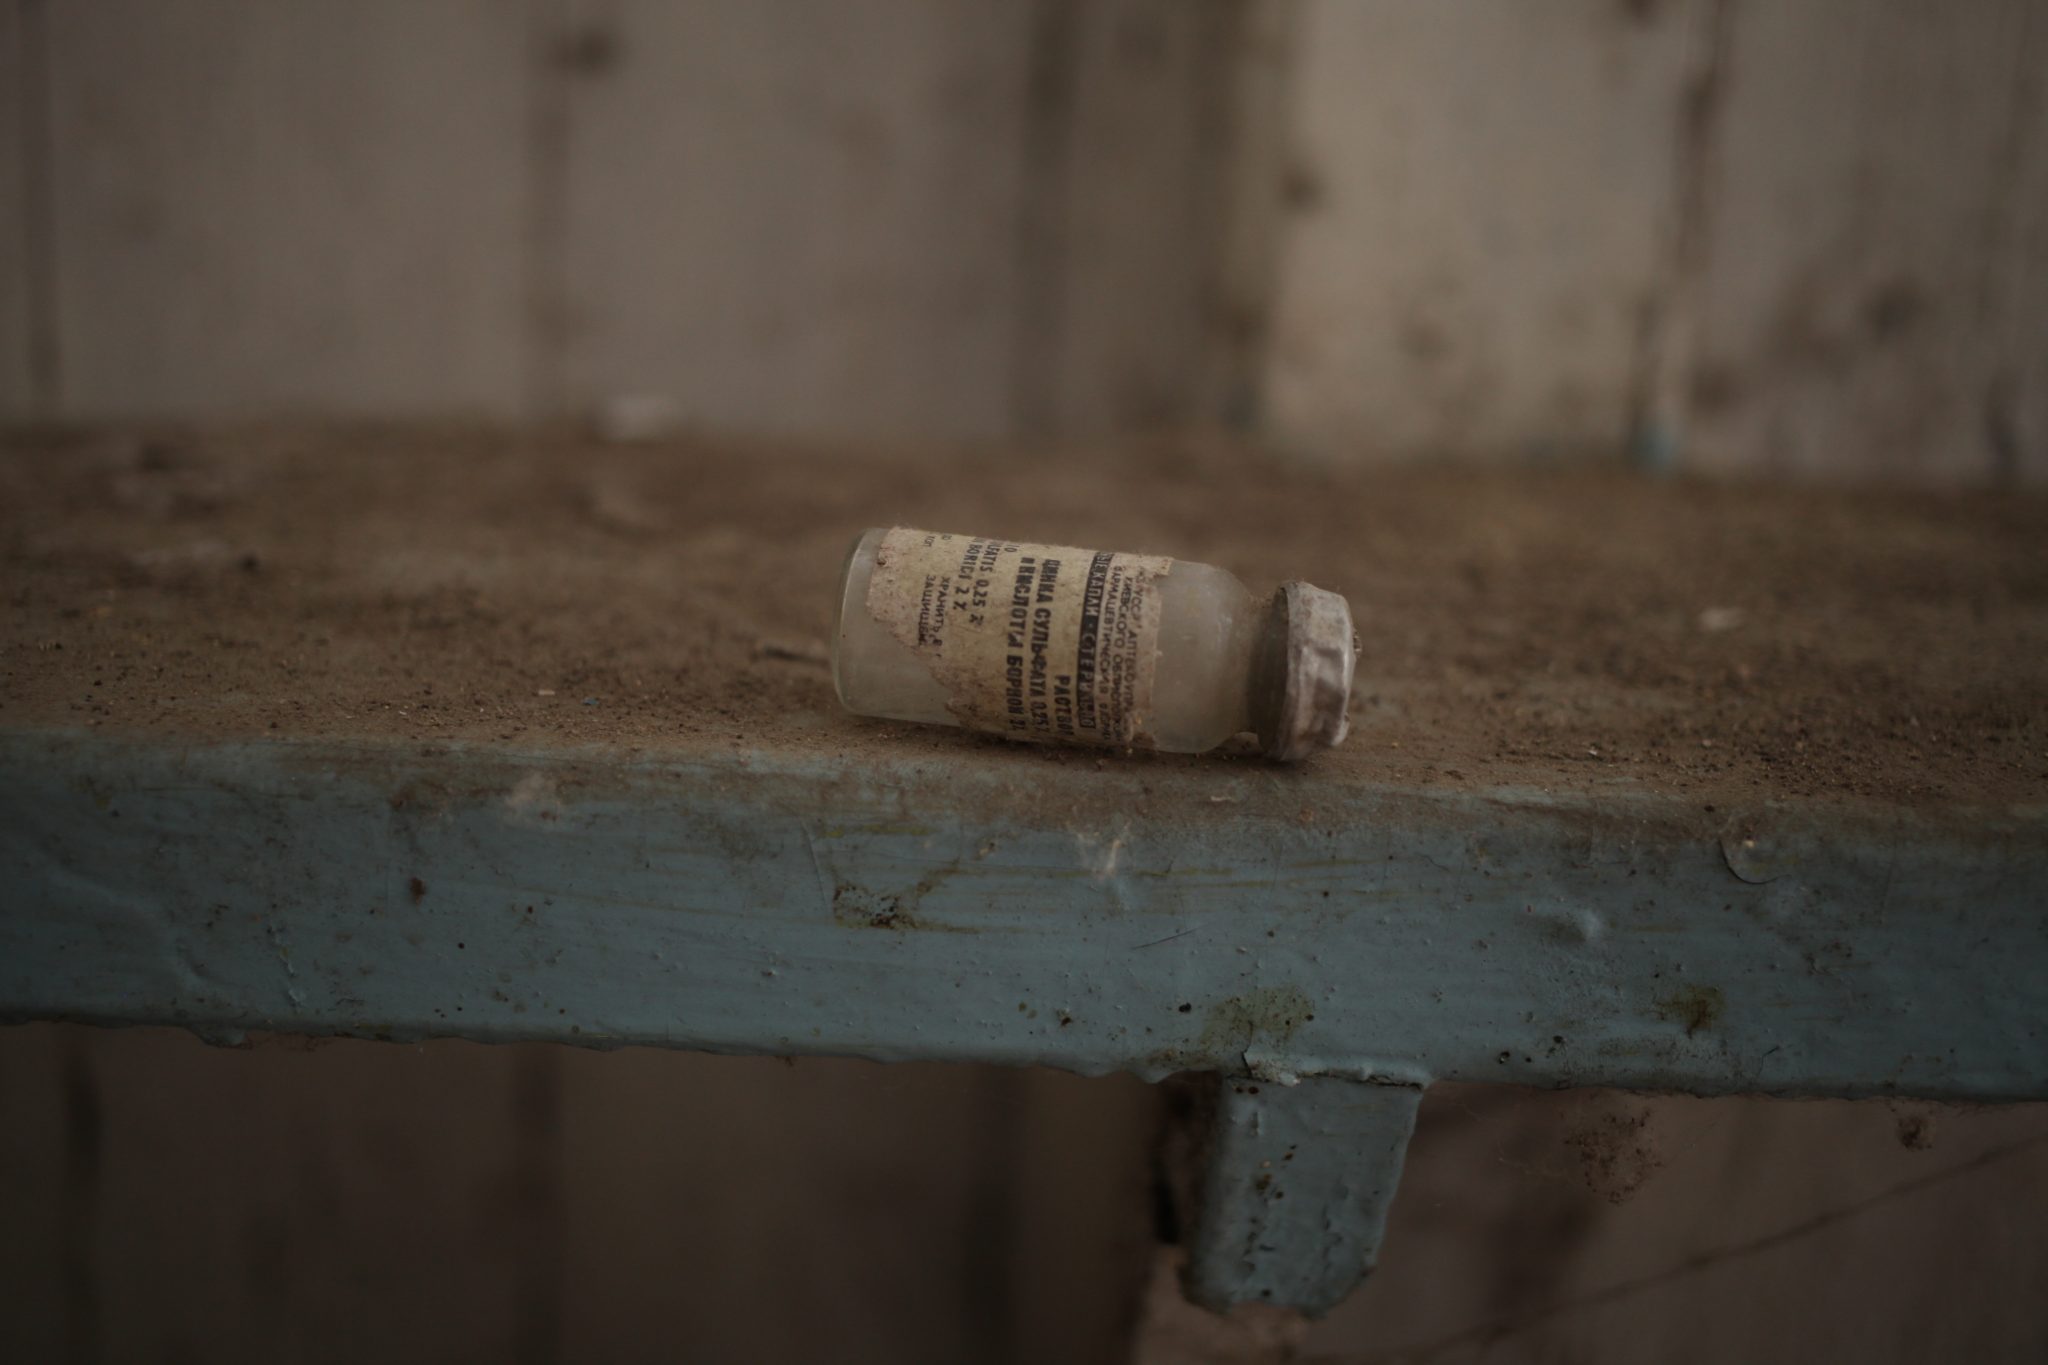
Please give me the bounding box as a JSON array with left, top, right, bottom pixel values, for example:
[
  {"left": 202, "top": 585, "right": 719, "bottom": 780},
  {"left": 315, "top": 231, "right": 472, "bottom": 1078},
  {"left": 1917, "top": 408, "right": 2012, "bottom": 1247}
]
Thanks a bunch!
[{"left": 1263, "top": 582, "right": 1356, "bottom": 761}]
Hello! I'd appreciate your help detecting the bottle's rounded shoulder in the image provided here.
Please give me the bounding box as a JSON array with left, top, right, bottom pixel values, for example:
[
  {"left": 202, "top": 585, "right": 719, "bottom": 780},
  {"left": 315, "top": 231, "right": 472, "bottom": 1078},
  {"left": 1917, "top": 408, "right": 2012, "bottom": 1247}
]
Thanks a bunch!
[
  {"left": 1155, "top": 556, "right": 1253, "bottom": 610},
  {"left": 1145, "top": 556, "right": 1262, "bottom": 753}
]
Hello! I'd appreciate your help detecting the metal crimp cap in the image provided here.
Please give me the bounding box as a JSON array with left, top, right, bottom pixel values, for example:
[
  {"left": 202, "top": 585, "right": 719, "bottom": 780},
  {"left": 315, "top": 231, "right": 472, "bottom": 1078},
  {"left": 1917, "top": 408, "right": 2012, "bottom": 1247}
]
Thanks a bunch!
[{"left": 1264, "top": 581, "right": 1357, "bottom": 761}]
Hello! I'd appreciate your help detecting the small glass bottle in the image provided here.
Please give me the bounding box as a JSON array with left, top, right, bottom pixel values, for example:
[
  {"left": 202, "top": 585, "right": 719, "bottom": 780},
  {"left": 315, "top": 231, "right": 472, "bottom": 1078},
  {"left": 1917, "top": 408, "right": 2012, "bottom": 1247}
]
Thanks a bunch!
[{"left": 833, "top": 528, "right": 1355, "bottom": 759}]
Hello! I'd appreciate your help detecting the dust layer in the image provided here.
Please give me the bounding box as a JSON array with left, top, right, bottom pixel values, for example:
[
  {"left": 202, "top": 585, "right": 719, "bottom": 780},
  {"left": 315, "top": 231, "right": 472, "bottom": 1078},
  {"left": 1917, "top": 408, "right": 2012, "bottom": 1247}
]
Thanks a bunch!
[{"left": 3, "top": 422, "right": 2043, "bottom": 811}]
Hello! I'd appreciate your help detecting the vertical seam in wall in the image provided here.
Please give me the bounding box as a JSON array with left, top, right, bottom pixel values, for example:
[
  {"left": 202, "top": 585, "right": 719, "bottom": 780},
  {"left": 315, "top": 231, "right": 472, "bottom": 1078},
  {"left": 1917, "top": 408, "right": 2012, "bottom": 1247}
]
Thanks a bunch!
[
  {"left": 1184, "top": 1, "right": 1239, "bottom": 429},
  {"left": 1974, "top": 1, "right": 2042, "bottom": 487},
  {"left": 1625, "top": 0, "right": 1737, "bottom": 473},
  {"left": 523, "top": 0, "right": 574, "bottom": 419},
  {"left": 1201, "top": 0, "right": 1299, "bottom": 434},
  {"left": 60, "top": 1029, "right": 103, "bottom": 1365},
  {"left": 511, "top": 1045, "right": 565, "bottom": 1365},
  {"left": 19, "top": 0, "right": 62, "bottom": 413},
  {"left": 962, "top": 1066, "right": 1027, "bottom": 1365},
  {"left": 1972, "top": 2, "right": 2041, "bottom": 320},
  {"left": 1010, "top": 0, "right": 1079, "bottom": 439}
]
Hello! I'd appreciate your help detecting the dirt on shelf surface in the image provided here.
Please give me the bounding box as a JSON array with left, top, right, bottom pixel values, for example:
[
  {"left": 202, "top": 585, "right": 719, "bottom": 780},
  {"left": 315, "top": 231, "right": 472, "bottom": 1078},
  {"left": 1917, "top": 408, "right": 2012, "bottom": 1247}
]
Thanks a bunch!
[{"left": 3, "top": 423, "right": 2043, "bottom": 812}]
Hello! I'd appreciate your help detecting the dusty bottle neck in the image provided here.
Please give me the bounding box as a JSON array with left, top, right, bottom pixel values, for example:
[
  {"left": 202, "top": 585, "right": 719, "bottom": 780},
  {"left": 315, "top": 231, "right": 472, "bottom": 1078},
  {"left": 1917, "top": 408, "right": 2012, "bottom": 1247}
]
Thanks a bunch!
[{"left": 1250, "top": 582, "right": 1356, "bottom": 760}]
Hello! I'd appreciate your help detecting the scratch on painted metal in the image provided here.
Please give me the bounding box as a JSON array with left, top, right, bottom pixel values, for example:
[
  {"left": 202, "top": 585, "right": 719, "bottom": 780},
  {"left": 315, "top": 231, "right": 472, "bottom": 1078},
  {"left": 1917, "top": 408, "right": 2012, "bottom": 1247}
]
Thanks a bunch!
[
  {"left": 799, "top": 820, "right": 835, "bottom": 915},
  {"left": 501, "top": 771, "right": 561, "bottom": 826},
  {"left": 1876, "top": 824, "right": 1900, "bottom": 918},
  {"left": 1071, "top": 818, "right": 1137, "bottom": 913},
  {"left": 1072, "top": 818, "right": 1132, "bottom": 879},
  {"left": 264, "top": 918, "right": 304, "bottom": 1009}
]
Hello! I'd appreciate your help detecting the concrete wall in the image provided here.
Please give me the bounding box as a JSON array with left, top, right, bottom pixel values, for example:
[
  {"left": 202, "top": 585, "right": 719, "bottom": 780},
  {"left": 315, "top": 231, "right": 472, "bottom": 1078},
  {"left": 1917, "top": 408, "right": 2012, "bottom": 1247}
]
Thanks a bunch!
[{"left": 4, "top": 0, "right": 2041, "bottom": 479}]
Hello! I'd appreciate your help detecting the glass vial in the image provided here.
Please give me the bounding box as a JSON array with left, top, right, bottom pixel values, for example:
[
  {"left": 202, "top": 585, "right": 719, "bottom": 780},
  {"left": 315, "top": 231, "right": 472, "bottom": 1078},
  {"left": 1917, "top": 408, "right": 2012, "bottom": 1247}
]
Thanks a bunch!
[{"left": 833, "top": 528, "right": 1355, "bottom": 759}]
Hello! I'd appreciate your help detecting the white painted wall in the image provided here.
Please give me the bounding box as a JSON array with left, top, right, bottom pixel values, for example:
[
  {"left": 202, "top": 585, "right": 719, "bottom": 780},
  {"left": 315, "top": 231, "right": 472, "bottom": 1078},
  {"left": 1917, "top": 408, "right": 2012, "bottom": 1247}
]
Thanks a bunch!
[
  {"left": 1264, "top": 0, "right": 2048, "bottom": 482},
  {"left": 1263, "top": 0, "right": 1702, "bottom": 461},
  {"left": 3, "top": 0, "right": 2042, "bottom": 481},
  {"left": 38, "top": 0, "right": 533, "bottom": 419},
  {"left": 1682, "top": 0, "right": 2048, "bottom": 483},
  {"left": 0, "top": 0, "right": 33, "bottom": 412},
  {"left": 555, "top": 1, "right": 1035, "bottom": 440},
  {"left": 1020, "top": 0, "right": 1247, "bottom": 434},
  {"left": 2, "top": 0, "right": 1252, "bottom": 442}
]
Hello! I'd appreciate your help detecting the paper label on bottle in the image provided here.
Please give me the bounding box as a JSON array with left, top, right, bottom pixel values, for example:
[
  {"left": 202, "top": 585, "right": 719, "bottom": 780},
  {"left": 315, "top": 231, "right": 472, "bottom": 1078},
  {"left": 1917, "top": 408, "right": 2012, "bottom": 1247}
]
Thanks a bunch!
[{"left": 866, "top": 528, "right": 1171, "bottom": 746}]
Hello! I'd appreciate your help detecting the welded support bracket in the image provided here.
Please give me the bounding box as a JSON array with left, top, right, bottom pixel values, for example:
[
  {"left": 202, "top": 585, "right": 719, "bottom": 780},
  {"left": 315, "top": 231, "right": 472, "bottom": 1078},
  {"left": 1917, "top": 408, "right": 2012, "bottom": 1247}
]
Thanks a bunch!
[{"left": 1183, "top": 1077, "right": 1425, "bottom": 1316}]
